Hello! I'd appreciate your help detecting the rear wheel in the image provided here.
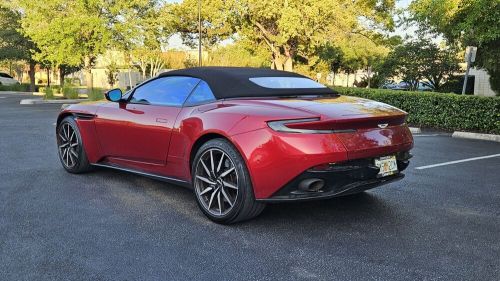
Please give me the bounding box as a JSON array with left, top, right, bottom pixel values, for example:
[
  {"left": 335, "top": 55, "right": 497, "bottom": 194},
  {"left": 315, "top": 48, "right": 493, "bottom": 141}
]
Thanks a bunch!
[
  {"left": 192, "top": 138, "right": 265, "bottom": 224},
  {"left": 57, "top": 116, "right": 91, "bottom": 173}
]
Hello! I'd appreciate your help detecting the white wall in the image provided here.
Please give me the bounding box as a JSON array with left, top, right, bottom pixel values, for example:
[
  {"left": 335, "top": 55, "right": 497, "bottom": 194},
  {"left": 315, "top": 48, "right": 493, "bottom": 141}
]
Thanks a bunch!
[{"left": 469, "top": 68, "right": 496, "bottom": 97}]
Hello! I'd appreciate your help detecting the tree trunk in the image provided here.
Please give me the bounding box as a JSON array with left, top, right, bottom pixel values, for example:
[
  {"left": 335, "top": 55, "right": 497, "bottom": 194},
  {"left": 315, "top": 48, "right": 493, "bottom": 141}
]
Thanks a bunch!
[
  {"left": 271, "top": 52, "right": 293, "bottom": 71},
  {"left": 150, "top": 58, "right": 154, "bottom": 78},
  {"left": 128, "top": 70, "right": 132, "bottom": 89},
  {"left": 283, "top": 57, "right": 292, "bottom": 72},
  {"left": 84, "top": 69, "right": 93, "bottom": 89},
  {"left": 59, "top": 67, "right": 65, "bottom": 87},
  {"left": 46, "top": 67, "right": 50, "bottom": 87},
  {"left": 28, "top": 62, "right": 36, "bottom": 92},
  {"left": 83, "top": 56, "right": 93, "bottom": 89}
]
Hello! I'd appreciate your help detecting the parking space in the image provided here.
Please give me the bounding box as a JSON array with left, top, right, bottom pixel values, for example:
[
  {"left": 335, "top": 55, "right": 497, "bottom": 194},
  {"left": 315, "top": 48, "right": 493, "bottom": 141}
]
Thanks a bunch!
[{"left": 1, "top": 92, "right": 499, "bottom": 281}]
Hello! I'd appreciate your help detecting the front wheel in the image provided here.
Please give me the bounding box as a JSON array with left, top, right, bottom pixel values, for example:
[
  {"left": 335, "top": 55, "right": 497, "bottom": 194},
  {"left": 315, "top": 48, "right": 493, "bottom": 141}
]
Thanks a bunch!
[
  {"left": 56, "top": 116, "right": 91, "bottom": 173},
  {"left": 192, "top": 138, "right": 265, "bottom": 224}
]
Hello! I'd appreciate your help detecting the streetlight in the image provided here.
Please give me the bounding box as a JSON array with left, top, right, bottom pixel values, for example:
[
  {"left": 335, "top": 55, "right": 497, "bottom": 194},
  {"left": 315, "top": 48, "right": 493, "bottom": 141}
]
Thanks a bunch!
[{"left": 198, "top": 0, "right": 202, "bottom": 67}]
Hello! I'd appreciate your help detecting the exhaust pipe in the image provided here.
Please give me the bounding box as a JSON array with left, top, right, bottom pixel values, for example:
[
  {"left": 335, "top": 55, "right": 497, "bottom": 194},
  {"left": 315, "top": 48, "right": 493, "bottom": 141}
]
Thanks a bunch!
[{"left": 298, "top": 178, "right": 325, "bottom": 192}]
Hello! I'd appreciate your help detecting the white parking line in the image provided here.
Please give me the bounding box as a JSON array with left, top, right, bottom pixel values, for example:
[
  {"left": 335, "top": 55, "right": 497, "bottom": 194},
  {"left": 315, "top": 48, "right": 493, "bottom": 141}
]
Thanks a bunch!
[
  {"left": 413, "top": 134, "right": 447, "bottom": 137},
  {"left": 415, "top": 154, "right": 500, "bottom": 170}
]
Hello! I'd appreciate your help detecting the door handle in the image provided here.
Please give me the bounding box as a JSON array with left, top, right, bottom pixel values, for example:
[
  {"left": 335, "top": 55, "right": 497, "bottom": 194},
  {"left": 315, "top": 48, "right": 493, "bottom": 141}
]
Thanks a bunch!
[{"left": 156, "top": 118, "right": 168, "bottom": 123}]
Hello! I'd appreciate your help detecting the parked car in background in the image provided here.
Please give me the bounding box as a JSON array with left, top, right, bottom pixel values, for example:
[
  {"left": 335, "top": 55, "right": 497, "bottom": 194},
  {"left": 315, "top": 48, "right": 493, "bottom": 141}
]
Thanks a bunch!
[
  {"left": 0, "top": 72, "right": 20, "bottom": 86},
  {"left": 381, "top": 81, "right": 410, "bottom": 90},
  {"left": 417, "top": 82, "right": 434, "bottom": 92},
  {"left": 381, "top": 81, "right": 434, "bottom": 92}
]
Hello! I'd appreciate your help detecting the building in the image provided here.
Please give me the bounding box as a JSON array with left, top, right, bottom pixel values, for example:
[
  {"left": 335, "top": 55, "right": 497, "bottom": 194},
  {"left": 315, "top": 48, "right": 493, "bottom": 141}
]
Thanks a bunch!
[{"left": 469, "top": 68, "right": 497, "bottom": 97}]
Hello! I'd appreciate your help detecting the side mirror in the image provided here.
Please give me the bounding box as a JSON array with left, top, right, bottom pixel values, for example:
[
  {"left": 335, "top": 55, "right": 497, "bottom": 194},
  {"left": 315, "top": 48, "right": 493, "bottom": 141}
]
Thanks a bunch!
[{"left": 105, "top": 88, "right": 123, "bottom": 102}]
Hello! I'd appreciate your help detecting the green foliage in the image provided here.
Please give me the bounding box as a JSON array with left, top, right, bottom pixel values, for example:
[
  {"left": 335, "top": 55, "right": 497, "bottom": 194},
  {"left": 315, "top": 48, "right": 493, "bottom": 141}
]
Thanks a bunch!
[
  {"left": 207, "top": 43, "right": 269, "bottom": 68},
  {"left": 0, "top": 5, "right": 37, "bottom": 62},
  {"left": 489, "top": 71, "right": 500, "bottom": 97},
  {"left": 0, "top": 83, "right": 30, "bottom": 91},
  {"left": 170, "top": 0, "right": 396, "bottom": 71},
  {"left": 377, "top": 40, "right": 460, "bottom": 91},
  {"left": 43, "top": 87, "right": 54, "bottom": 100},
  {"left": 62, "top": 86, "right": 78, "bottom": 99},
  {"left": 105, "top": 62, "right": 119, "bottom": 87},
  {"left": 410, "top": 0, "right": 500, "bottom": 94},
  {"left": 14, "top": 0, "right": 162, "bottom": 88},
  {"left": 440, "top": 75, "right": 474, "bottom": 95},
  {"left": 87, "top": 88, "right": 104, "bottom": 101},
  {"left": 333, "top": 87, "right": 500, "bottom": 134}
]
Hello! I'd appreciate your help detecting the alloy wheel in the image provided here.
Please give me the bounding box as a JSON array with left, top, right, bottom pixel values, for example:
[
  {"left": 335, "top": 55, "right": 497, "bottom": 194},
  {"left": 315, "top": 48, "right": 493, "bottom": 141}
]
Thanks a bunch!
[
  {"left": 58, "top": 122, "right": 79, "bottom": 168},
  {"left": 194, "top": 148, "right": 239, "bottom": 216}
]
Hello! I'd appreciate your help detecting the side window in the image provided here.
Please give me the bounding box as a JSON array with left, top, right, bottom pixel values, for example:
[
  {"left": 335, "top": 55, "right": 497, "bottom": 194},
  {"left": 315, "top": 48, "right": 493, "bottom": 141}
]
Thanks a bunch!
[
  {"left": 130, "top": 76, "right": 200, "bottom": 106},
  {"left": 184, "top": 80, "right": 216, "bottom": 106}
]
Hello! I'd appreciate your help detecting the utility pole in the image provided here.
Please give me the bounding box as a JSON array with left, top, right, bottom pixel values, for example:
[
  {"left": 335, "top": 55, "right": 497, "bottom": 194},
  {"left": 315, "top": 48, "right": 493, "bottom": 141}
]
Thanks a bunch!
[
  {"left": 462, "top": 46, "right": 477, "bottom": 95},
  {"left": 198, "top": 0, "right": 202, "bottom": 67}
]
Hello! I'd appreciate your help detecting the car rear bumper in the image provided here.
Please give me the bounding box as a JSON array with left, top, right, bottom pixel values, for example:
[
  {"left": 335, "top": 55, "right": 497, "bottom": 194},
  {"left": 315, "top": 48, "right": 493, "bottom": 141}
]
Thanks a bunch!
[
  {"left": 257, "top": 173, "right": 405, "bottom": 202},
  {"left": 232, "top": 127, "right": 413, "bottom": 199},
  {"left": 256, "top": 152, "right": 411, "bottom": 202}
]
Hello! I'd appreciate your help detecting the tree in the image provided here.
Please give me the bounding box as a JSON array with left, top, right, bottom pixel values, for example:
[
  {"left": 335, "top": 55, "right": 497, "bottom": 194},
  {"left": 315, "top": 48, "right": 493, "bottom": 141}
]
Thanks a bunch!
[
  {"left": 207, "top": 43, "right": 269, "bottom": 68},
  {"left": 116, "top": 1, "right": 173, "bottom": 87},
  {"left": 410, "top": 0, "right": 500, "bottom": 94},
  {"left": 0, "top": 5, "right": 38, "bottom": 91},
  {"left": 420, "top": 44, "right": 460, "bottom": 91},
  {"left": 14, "top": 0, "right": 110, "bottom": 88},
  {"left": 171, "top": 0, "right": 396, "bottom": 71},
  {"left": 379, "top": 40, "right": 460, "bottom": 91},
  {"left": 14, "top": 0, "right": 160, "bottom": 89},
  {"left": 168, "top": 0, "right": 233, "bottom": 50},
  {"left": 105, "top": 62, "right": 119, "bottom": 88}
]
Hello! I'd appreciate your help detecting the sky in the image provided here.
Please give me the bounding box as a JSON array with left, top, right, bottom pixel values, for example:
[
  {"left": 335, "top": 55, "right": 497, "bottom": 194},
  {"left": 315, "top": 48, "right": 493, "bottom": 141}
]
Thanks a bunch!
[{"left": 166, "top": 0, "right": 417, "bottom": 50}]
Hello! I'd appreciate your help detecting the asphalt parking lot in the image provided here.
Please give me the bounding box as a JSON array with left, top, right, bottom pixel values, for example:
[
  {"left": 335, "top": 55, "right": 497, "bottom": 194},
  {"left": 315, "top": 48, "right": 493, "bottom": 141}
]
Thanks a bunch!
[{"left": 1, "top": 92, "right": 499, "bottom": 281}]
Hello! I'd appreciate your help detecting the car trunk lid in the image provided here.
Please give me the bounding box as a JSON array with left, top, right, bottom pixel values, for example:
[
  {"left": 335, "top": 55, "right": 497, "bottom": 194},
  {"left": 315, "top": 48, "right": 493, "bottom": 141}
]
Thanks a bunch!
[{"left": 242, "top": 95, "right": 414, "bottom": 160}]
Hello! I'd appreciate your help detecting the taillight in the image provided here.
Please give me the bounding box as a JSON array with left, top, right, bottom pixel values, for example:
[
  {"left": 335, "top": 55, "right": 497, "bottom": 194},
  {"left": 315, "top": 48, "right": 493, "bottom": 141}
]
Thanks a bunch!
[{"left": 267, "top": 118, "right": 355, "bottom": 134}]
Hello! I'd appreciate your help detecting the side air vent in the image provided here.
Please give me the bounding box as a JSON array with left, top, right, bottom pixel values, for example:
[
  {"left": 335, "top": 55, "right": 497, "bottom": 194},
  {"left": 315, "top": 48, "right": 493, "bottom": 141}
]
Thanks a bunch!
[{"left": 74, "top": 113, "right": 96, "bottom": 120}]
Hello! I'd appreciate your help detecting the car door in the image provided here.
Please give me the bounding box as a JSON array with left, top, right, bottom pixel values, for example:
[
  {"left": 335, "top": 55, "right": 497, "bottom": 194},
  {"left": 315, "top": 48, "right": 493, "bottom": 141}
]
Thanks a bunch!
[{"left": 94, "top": 76, "right": 200, "bottom": 165}]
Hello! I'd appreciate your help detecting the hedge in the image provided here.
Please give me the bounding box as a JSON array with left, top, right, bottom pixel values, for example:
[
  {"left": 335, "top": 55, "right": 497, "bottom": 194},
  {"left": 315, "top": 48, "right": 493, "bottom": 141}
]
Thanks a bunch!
[{"left": 333, "top": 87, "right": 500, "bottom": 134}]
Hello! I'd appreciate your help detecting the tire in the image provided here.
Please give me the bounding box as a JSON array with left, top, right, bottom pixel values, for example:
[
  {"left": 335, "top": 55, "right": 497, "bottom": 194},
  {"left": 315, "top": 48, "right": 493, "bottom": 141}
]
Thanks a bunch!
[
  {"left": 192, "top": 138, "right": 265, "bottom": 224},
  {"left": 56, "top": 116, "right": 92, "bottom": 173}
]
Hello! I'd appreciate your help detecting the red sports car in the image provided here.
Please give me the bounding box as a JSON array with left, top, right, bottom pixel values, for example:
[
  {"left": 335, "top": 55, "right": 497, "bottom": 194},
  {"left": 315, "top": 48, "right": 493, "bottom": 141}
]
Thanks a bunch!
[{"left": 56, "top": 67, "right": 413, "bottom": 223}]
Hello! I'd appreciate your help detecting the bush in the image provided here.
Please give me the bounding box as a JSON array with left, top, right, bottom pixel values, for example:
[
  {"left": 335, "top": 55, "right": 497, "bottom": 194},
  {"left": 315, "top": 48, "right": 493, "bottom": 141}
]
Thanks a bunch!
[
  {"left": 87, "top": 88, "right": 104, "bottom": 101},
  {"left": 440, "top": 75, "right": 474, "bottom": 94},
  {"left": 0, "top": 83, "right": 31, "bottom": 92},
  {"left": 44, "top": 87, "right": 54, "bottom": 100},
  {"left": 333, "top": 87, "right": 500, "bottom": 134},
  {"left": 62, "top": 86, "right": 79, "bottom": 99}
]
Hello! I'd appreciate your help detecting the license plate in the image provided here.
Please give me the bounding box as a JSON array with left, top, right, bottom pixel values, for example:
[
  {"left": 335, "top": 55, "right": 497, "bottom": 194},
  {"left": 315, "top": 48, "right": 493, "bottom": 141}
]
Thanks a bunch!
[{"left": 374, "top": 155, "right": 398, "bottom": 177}]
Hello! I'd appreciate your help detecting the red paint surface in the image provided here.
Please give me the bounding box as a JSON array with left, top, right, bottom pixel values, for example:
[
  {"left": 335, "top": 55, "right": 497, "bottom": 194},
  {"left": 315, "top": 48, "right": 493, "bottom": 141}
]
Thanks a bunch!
[{"left": 58, "top": 95, "right": 413, "bottom": 199}]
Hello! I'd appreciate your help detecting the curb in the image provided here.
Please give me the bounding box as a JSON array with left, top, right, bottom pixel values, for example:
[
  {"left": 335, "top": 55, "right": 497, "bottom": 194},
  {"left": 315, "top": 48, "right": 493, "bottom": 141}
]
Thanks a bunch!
[
  {"left": 33, "top": 92, "right": 89, "bottom": 98},
  {"left": 0, "top": 91, "right": 34, "bottom": 95},
  {"left": 20, "top": 98, "right": 87, "bottom": 105},
  {"left": 452, "top": 131, "right": 500, "bottom": 143},
  {"left": 409, "top": 127, "right": 421, "bottom": 134}
]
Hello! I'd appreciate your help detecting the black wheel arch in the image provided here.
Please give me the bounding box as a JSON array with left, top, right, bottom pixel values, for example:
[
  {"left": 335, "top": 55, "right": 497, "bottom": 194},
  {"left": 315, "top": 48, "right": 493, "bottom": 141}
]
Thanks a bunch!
[
  {"left": 189, "top": 133, "right": 231, "bottom": 169},
  {"left": 56, "top": 112, "right": 75, "bottom": 127}
]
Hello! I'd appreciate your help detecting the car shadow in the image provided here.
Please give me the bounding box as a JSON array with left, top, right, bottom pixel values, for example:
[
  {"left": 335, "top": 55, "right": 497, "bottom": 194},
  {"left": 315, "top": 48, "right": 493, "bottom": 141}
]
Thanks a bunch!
[
  {"left": 88, "top": 168, "right": 399, "bottom": 231},
  {"left": 255, "top": 192, "right": 397, "bottom": 225}
]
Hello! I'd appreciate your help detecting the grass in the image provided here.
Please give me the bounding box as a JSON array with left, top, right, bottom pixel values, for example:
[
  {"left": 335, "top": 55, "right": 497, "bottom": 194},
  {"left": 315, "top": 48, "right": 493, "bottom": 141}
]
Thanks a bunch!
[
  {"left": 87, "top": 88, "right": 104, "bottom": 101},
  {"left": 43, "top": 87, "right": 54, "bottom": 100},
  {"left": 62, "top": 86, "right": 79, "bottom": 99}
]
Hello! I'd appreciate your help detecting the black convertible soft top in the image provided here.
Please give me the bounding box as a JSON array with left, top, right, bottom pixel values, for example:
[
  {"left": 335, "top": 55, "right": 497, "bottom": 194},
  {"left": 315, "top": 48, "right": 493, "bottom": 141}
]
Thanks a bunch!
[{"left": 159, "top": 67, "right": 336, "bottom": 99}]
